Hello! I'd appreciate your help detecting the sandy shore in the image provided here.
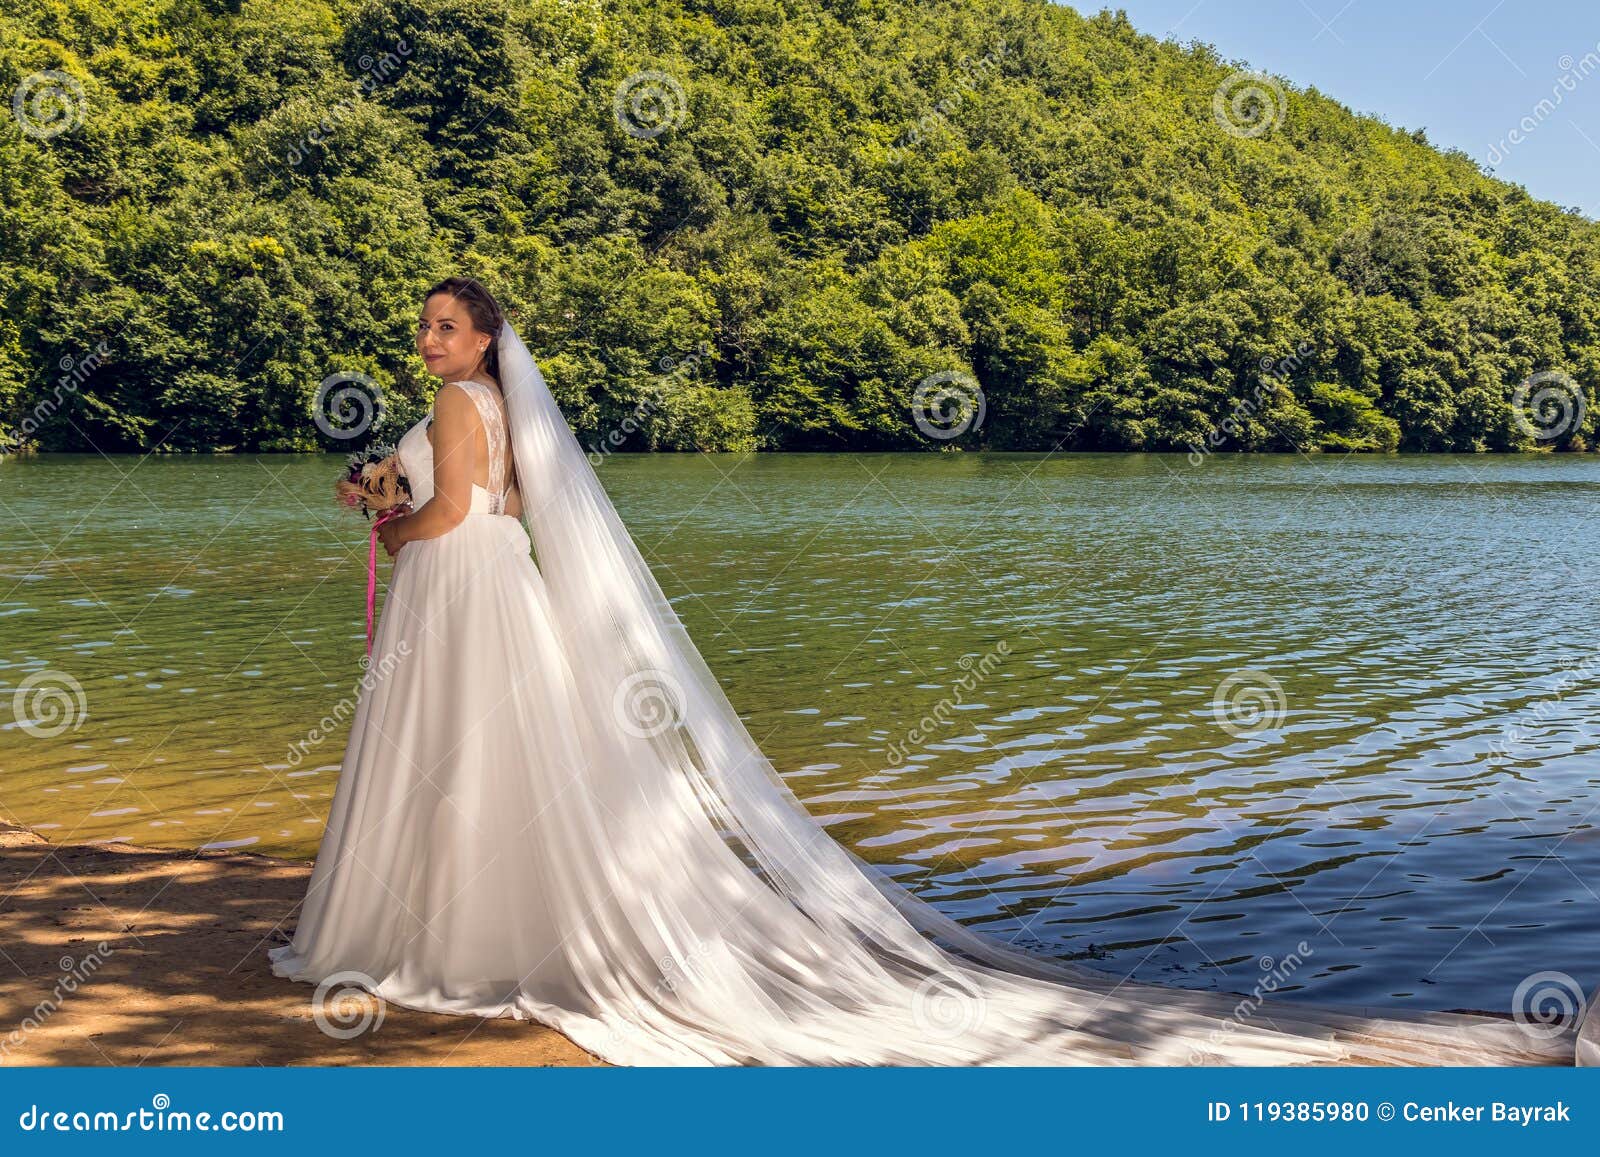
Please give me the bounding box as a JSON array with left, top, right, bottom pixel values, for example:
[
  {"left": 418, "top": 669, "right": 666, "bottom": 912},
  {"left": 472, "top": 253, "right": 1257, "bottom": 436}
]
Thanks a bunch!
[
  {"left": 4, "top": 819, "right": 1565, "bottom": 1068},
  {"left": 0, "top": 821, "right": 597, "bottom": 1066}
]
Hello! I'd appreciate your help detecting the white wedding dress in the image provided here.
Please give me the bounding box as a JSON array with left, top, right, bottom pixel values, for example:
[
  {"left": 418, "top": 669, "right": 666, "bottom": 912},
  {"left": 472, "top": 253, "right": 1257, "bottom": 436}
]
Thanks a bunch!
[{"left": 270, "top": 331, "right": 1582, "bottom": 1066}]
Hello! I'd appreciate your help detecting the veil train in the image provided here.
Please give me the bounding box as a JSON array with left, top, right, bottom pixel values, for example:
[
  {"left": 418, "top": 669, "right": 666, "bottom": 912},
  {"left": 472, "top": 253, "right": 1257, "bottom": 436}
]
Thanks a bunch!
[{"left": 494, "top": 322, "right": 1575, "bottom": 1066}]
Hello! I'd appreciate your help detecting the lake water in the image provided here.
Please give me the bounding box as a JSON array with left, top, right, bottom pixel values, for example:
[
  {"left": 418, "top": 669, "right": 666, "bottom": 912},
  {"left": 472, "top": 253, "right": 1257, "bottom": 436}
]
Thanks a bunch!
[{"left": 3, "top": 450, "right": 1599, "bottom": 1012}]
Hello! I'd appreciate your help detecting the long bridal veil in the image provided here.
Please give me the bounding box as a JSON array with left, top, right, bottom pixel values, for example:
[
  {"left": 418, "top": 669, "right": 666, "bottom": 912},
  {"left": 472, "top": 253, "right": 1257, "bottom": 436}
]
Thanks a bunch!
[{"left": 495, "top": 322, "right": 1573, "bottom": 1065}]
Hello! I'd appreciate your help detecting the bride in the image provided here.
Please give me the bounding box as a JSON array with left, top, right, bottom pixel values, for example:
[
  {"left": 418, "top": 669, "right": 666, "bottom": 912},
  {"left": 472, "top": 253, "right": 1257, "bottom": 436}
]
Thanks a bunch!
[{"left": 270, "top": 276, "right": 1585, "bottom": 1066}]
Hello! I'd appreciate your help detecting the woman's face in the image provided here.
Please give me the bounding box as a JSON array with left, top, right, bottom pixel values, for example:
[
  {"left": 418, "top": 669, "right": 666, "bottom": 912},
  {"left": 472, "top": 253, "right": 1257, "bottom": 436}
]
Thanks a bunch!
[{"left": 415, "top": 293, "right": 490, "bottom": 382}]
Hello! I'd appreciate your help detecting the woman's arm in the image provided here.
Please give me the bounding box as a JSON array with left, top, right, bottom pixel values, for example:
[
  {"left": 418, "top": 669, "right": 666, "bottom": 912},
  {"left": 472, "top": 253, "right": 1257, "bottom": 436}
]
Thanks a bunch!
[{"left": 380, "top": 384, "right": 481, "bottom": 553}]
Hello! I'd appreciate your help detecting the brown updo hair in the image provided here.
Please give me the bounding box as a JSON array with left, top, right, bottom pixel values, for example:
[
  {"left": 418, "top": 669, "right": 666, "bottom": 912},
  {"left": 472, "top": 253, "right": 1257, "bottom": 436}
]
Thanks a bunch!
[{"left": 424, "top": 275, "right": 505, "bottom": 383}]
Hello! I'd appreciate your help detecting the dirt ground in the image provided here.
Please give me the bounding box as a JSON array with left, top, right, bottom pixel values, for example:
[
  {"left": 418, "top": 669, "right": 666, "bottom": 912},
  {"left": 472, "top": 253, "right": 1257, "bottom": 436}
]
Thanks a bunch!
[{"left": 0, "top": 822, "right": 597, "bottom": 1067}]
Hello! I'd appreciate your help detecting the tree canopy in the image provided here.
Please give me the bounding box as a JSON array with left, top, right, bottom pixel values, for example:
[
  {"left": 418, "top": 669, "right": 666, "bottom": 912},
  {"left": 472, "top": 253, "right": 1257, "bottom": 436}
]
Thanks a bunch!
[{"left": 2, "top": 0, "right": 1597, "bottom": 454}]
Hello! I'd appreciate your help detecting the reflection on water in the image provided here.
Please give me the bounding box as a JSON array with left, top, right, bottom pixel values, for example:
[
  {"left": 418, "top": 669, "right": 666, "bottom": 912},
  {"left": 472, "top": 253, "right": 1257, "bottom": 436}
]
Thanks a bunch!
[{"left": 3, "top": 450, "right": 1599, "bottom": 1010}]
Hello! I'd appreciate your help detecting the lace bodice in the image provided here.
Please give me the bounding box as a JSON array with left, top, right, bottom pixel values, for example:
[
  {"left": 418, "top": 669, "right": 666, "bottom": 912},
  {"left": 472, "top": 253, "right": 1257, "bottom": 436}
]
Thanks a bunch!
[{"left": 397, "top": 379, "right": 514, "bottom": 516}]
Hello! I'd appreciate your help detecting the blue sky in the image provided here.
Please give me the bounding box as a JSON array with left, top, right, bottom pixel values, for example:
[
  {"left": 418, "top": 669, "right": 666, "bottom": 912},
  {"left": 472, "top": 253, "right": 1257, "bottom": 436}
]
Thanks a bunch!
[{"left": 1062, "top": 1, "right": 1600, "bottom": 217}]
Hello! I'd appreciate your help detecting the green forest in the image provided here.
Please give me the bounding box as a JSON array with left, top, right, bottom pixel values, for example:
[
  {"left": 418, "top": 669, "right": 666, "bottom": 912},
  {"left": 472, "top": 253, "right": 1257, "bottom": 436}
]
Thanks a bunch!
[{"left": 3, "top": 0, "right": 1598, "bottom": 454}]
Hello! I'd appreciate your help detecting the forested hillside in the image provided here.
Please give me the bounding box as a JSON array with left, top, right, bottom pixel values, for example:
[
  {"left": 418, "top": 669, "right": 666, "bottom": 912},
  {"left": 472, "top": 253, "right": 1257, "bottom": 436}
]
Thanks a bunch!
[{"left": 2, "top": 0, "right": 1597, "bottom": 453}]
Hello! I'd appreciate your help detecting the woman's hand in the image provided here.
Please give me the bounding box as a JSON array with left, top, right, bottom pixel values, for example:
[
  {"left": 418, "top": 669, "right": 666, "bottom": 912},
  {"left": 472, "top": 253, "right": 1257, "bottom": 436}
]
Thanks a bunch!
[{"left": 377, "top": 508, "right": 411, "bottom": 557}]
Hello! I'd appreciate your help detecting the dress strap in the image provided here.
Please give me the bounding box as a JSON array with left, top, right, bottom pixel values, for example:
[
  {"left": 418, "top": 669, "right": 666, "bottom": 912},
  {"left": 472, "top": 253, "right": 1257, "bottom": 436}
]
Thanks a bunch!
[{"left": 450, "top": 379, "right": 512, "bottom": 514}]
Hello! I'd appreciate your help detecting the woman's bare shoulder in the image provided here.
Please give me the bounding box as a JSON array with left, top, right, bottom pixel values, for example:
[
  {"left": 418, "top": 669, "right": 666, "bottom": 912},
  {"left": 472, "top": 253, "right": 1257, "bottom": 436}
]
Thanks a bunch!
[{"left": 432, "top": 382, "right": 484, "bottom": 418}]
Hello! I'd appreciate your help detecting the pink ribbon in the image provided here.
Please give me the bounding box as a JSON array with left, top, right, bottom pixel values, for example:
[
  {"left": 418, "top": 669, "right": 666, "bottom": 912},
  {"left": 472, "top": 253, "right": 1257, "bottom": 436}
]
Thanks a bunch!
[{"left": 366, "top": 507, "right": 407, "bottom": 657}]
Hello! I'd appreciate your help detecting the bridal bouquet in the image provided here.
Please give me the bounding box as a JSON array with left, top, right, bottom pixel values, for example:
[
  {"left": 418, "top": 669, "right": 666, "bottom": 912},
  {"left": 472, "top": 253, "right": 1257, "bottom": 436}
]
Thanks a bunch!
[
  {"left": 335, "top": 444, "right": 413, "bottom": 658},
  {"left": 335, "top": 443, "right": 411, "bottom": 520}
]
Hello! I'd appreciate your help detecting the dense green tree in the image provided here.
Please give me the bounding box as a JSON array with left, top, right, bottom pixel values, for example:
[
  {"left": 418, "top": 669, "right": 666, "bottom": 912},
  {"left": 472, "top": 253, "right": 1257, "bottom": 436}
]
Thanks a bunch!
[{"left": 2, "top": 0, "right": 1598, "bottom": 455}]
